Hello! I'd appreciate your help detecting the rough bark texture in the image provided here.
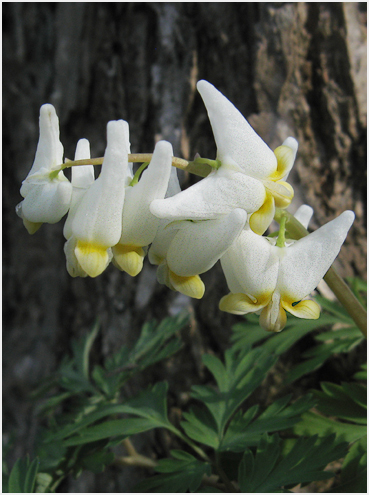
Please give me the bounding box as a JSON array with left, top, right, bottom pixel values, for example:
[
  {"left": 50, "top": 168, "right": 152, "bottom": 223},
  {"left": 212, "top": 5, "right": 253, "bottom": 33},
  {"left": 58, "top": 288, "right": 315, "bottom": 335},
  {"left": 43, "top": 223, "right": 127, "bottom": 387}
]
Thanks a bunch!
[{"left": 3, "top": 3, "right": 366, "bottom": 492}]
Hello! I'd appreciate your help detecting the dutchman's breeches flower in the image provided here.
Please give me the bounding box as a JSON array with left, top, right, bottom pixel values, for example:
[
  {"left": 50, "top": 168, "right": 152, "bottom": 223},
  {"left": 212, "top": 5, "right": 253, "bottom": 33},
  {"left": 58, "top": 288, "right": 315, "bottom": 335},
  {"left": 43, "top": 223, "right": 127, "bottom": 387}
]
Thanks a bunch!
[
  {"left": 149, "top": 209, "right": 247, "bottom": 299},
  {"left": 16, "top": 104, "right": 72, "bottom": 234},
  {"left": 71, "top": 120, "right": 129, "bottom": 278},
  {"left": 219, "top": 211, "right": 355, "bottom": 332},
  {"left": 112, "top": 140, "right": 173, "bottom": 277},
  {"left": 150, "top": 80, "right": 297, "bottom": 237}
]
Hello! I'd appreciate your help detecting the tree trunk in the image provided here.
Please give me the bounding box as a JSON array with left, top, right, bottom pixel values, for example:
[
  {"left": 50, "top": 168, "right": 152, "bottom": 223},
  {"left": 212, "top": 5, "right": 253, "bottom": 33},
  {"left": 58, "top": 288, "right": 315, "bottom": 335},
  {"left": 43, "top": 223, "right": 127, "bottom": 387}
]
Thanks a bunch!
[{"left": 3, "top": 3, "right": 366, "bottom": 492}]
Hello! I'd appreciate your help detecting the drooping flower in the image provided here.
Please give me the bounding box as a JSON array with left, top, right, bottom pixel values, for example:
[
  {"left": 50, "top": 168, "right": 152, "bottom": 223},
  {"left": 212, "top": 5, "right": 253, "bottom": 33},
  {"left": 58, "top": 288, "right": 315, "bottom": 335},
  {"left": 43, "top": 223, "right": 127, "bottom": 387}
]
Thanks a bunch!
[
  {"left": 149, "top": 208, "right": 247, "bottom": 299},
  {"left": 16, "top": 104, "right": 72, "bottom": 233},
  {"left": 71, "top": 120, "right": 129, "bottom": 278},
  {"left": 112, "top": 140, "right": 173, "bottom": 277},
  {"left": 151, "top": 80, "right": 297, "bottom": 235},
  {"left": 63, "top": 138, "right": 95, "bottom": 277},
  {"left": 219, "top": 210, "right": 355, "bottom": 332}
]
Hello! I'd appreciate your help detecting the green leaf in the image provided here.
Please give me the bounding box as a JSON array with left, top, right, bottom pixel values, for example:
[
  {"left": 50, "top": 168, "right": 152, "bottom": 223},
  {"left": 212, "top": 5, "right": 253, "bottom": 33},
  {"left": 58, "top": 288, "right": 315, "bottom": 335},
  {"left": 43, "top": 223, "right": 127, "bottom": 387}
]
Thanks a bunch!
[
  {"left": 344, "top": 277, "right": 367, "bottom": 308},
  {"left": 313, "top": 295, "right": 353, "bottom": 323},
  {"left": 63, "top": 417, "right": 157, "bottom": 446},
  {"left": 221, "top": 394, "right": 316, "bottom": 451},
  {"left": 35, "top": 436, "right": 66, "bottom": 471},
  {"left": 181, "top": 406, "right": 219, "bottom": 449},
  {"left": 60, "top": 382, "right": 173, "bottom": 446},
  {"left": 294, "top": 411, "right": 366, "bottom": 444},
  {"left": 190, "top": 347, "right": 277, "bottom": 440},
  {"left": 133, "top": 450, "right": 211, "bottom": 493},
  {"left": 230, "top": 315, "right": 270, "bottom": 349},
  {"left": 314, "top": 325, "right": 362, "bottom": 342},
  {"left": 8, "top": 456, "right": 39, "bottom": 493},
  {"left": 353, "top": 364, "right": 367, "bottom": 381},
  {"left": 232, "top": 314, "right": 336, "bottom": 357},
  {"left": 313, "top": 382, "right": 367, "bottom": 423},
  {"left": 238, "top": 434, "right": 348, "bottom": 492},
  {"left": 285, "top": 352, "right": 332, "bottom": 383},
  {"left": 337, "top": 436, "right": 367, "bottom": 493},
  {"left": 93, "top": 313, "right": 187, "bottom": 396},
  {"left": 126, "top": 313, "right": 188, "bottom": 370}
]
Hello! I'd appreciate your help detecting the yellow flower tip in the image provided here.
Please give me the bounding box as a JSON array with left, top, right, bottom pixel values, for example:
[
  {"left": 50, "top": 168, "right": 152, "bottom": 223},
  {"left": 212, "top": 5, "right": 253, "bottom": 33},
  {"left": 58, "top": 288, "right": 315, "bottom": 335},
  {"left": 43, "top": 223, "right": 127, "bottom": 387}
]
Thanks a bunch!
[
  {"left": 169, "top": 270, "right": 205, "bottom": 299},
  {"left": 75, "top": 240, "right": 110, "bottom": 278},
  {"left": 112, "top": 244, "right": 145, "bottom": 277},
  {"left": 23, "top": 218, "right": 43, "bottom": 235},
  {"left": 272, "top": 144, "right": 295, "bottom": 180},
  {"left": 219, "top": 293, "right": 257, "bottom": 315},
  {"left": 283, "top": 298, "right": 321, "bottom": 320},
  {"left": 249, "top": 192, "right": 275, "bottom": 235}
]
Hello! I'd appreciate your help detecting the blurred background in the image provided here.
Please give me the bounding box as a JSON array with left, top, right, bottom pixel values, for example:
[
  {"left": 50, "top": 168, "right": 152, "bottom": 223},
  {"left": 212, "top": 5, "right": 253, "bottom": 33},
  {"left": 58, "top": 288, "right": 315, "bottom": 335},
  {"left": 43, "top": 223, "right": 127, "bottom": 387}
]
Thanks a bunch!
[{"left": 3, "top": 3, "right": 366, "bottom": 492}]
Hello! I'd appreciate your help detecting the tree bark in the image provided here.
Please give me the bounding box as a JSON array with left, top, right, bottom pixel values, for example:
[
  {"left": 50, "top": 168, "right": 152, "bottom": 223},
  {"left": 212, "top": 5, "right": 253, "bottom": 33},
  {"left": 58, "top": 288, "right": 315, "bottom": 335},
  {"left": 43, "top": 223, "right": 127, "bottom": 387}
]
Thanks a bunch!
[{"left": 3, "top": 3, "right": 366, "bottom": 492}]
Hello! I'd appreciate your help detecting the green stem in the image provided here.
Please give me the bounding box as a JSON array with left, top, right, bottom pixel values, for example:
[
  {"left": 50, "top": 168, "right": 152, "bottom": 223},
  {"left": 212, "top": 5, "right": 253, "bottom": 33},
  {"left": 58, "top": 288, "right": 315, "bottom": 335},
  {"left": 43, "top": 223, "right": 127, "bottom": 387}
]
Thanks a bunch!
[
  {"left": 275, "top": 208, "right": 367, "bottom": 337},
  {"left": 51, "top": 154, "right": 217, "bottom": 178},
  {"left": 129, "top": 162, "right": 149, "bottom": 186},
  {"left": 276, "top": 214, "right": 287, "bottom": 248}
]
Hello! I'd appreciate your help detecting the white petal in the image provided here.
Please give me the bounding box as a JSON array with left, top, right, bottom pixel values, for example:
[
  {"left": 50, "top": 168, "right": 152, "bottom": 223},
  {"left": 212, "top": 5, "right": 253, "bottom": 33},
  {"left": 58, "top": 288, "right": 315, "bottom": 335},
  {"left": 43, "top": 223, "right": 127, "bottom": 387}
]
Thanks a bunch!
[
  {"left": 21, "top": 104, "right": 65, "bottom": 197},
  {"left": 293, "top": 204, "right": 313, "bottom": 229},
  {"left": 165, "top": 166, "right": 181, "bottom": 198},
  {"left": 30, "top": 104, "right": 64, "bottom": 174},
  {"left": 166, "top": 209, "right": 247, "bottom": 277},
  {"left": 120, "top": 141, "right": 173, "bottom": 246},
  {"left": 72, "top": 120, "right": 128, "bottom": 247},
  {"left": 63, "top": 139, "right": 95, "bottom": 240},
  {"left": 196, "top": 80, "right": 277, "bottom": 178},
  {"left": 70, "top": 139, "right": 94, "bottom": 188},
  {"left": 150, "top": 167, "right": 266, "bottom": 220},
  {"left": 221, "top": 226, "right": 279, "bottom": 297},
  {"left": 278, "top": 211, "right": 355, "bottom": 300},
  {"left": 219, "top": 250, "right": 245, "bottom": 294},
  {"left": 148, "top": 219, "right": 176, "bottom": 266},
  {"left": 21, "top": 180, "right": 72, "bottom": 224}
]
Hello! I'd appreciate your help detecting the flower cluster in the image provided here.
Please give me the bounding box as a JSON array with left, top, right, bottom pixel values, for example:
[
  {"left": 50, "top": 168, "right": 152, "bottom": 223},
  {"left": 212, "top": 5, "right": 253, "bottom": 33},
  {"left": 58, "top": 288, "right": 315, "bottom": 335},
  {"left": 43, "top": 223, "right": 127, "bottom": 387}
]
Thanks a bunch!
[{"left": 17, "top": 81, "right": 354, "bottom": 332}]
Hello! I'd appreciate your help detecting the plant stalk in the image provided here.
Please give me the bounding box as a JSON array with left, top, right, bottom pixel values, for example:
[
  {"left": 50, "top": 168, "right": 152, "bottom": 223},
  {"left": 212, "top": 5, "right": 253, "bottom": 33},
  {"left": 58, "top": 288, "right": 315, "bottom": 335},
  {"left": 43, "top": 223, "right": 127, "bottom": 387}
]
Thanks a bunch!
[{"left": 54, "top": 154, "right": 212, "bottom": 177}]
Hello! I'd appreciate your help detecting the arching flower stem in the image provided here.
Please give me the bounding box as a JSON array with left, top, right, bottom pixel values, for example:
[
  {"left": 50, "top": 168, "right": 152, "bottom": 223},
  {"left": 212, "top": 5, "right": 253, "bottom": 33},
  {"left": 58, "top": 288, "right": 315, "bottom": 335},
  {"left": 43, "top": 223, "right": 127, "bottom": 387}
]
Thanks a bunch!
[
  {"left": 49, "top": 154, "right": 218, "bottom": 179},
  {"left": 275, "top": 208, "right": 367, "bottom": 337}
]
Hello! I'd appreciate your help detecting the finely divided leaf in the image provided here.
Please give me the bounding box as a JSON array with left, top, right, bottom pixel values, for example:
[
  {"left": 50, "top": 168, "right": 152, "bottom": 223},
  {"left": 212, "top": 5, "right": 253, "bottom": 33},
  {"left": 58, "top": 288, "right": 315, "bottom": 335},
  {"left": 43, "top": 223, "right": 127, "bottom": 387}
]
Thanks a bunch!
[
  {"left": 134, "top": 450, "right": 211, "bottom": 493},
  {"left": 190, "top": 347, "right": 277, "bottom": 439},
  {"left": 221, "top": 394, "right": 315, "bottom": 451},
  {"left": 238, "top": 434, "right": 348, "bottom": 492},
  {"left": 181, "top": 406, "right": 219, "bottom": 449},
  {"left": 59, "top": 382, "right": 173, "bottom": 446},
  {"left": 294, "top": 411, "right": 366, "bottom": 444}
]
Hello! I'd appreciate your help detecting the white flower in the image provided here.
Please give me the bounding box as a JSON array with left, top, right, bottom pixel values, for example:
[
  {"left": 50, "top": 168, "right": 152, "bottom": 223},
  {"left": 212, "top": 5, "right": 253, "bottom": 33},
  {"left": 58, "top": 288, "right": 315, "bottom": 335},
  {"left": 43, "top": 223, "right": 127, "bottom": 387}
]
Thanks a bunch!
[
  {"left": 112, "top": 140, "right": 173, "bottom": 276},
  {"left": 63, "top": 138, "right": 95, "bottom": 277},
  {"left": 219, "top": 211, "right": 355, "bottom": 332},
  {"left": 149, "top": 208, "right": 247, "bottom": 299},
  {"left": 16, "top": 104, "right": 72, "bottom": 233},
  {"left": 71, "top": 120, "right": 129, "bottom": 278},
  {"left": 150, "top": 80, "right": 297, "bottom": 235}
]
